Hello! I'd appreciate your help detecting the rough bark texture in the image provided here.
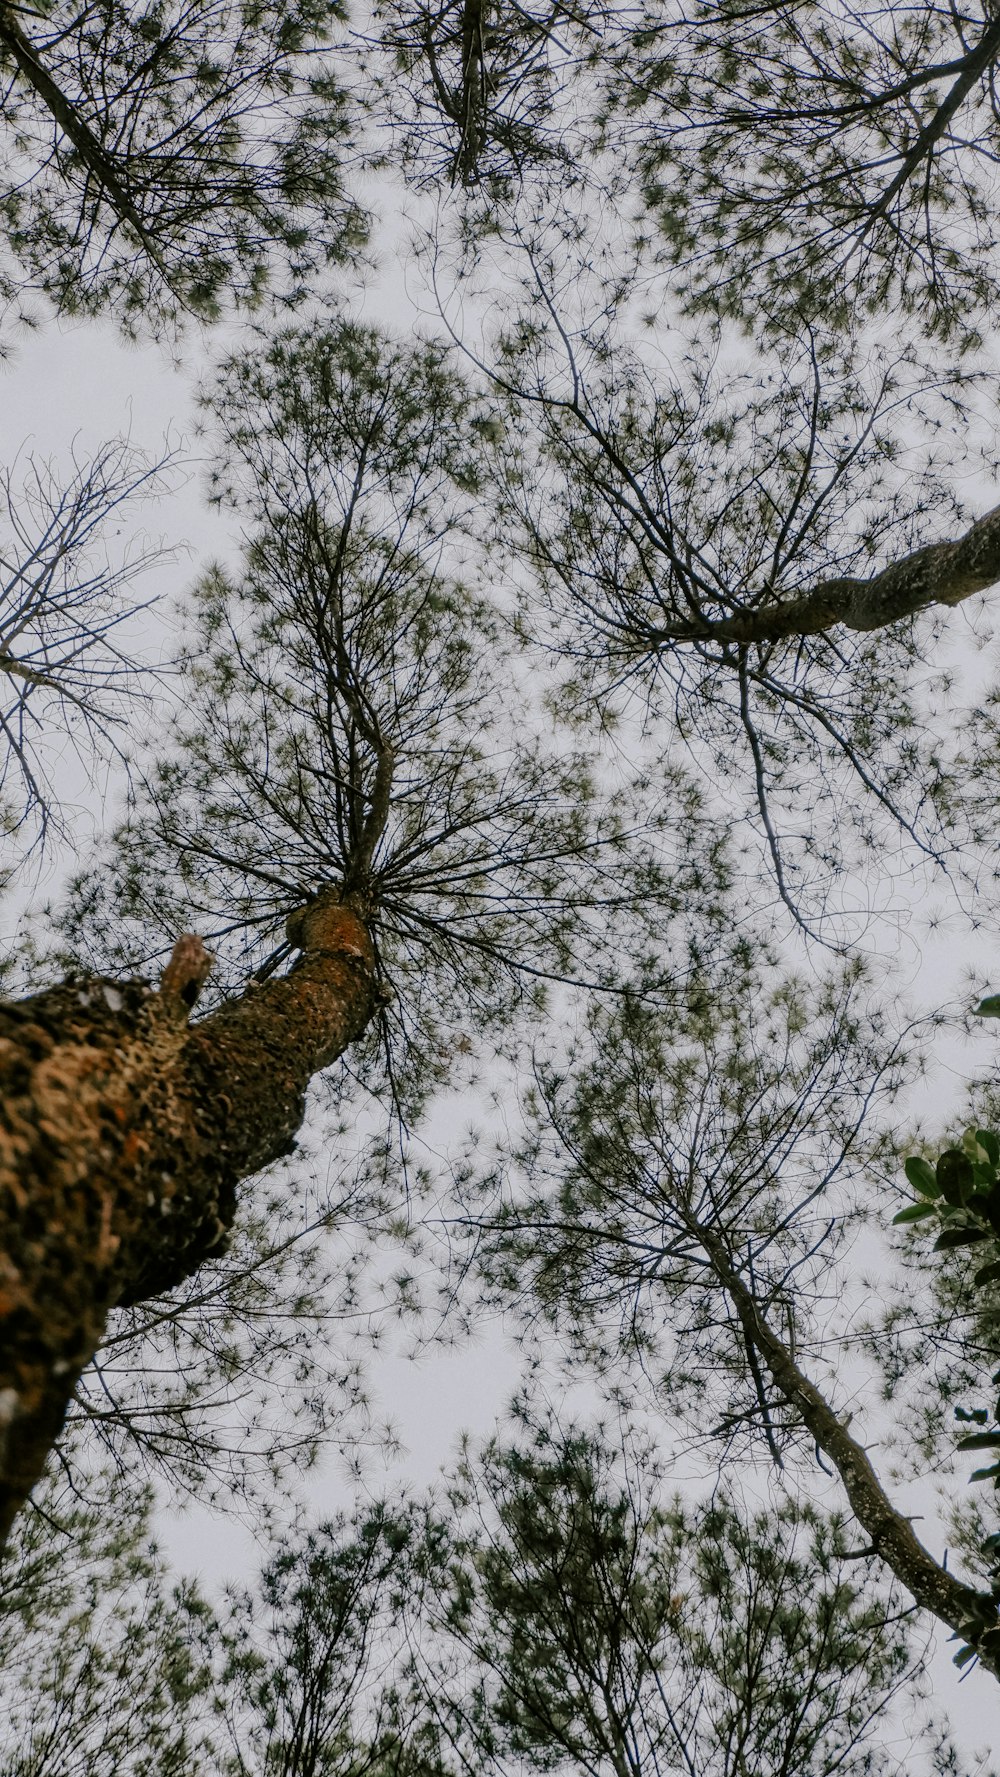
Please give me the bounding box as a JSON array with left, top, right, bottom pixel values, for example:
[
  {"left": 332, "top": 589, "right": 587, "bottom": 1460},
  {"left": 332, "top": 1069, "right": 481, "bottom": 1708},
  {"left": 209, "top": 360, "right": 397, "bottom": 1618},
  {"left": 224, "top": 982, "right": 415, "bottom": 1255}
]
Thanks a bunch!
[
  {"left": 693, "top": 1218, "right": 1000, "bottom": 1676},
  {"left": 657, "top": 497, "right": 1000, "bottom": 647},
  {"left": 0, "top": 896, "right": 378, "bottom": 1549}
]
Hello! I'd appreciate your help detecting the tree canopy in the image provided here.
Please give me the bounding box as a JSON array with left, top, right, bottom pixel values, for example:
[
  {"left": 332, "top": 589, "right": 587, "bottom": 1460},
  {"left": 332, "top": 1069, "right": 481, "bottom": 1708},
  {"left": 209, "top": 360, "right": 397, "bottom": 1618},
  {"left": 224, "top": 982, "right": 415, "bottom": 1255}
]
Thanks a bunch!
[
  {"left": 0, "top": 0, "right": 362, "bottom": 330},
  {"left": 3, "top": 0, "right": 1000, "bottom": 1763}
]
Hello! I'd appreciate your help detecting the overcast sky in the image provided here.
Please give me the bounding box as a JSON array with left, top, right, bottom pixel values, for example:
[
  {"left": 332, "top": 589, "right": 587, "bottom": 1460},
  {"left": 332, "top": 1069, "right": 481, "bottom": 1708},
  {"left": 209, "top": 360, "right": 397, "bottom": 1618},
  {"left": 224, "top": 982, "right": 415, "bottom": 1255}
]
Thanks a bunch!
[{"left": 6, "top": 176, "right": 1000, "bottom": 1761}]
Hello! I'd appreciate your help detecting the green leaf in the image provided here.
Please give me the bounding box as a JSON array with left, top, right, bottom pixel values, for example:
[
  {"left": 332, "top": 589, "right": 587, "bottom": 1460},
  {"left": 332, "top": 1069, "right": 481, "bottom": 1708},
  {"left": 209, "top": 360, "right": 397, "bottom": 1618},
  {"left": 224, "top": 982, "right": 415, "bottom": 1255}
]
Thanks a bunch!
[
  {"left": 974, "top": 1259, "right": 1000, "bottom": 1288},
  {"left": 904, "top": 1155, "right": 939, "bottom": 1198},
  {"left": 956, "top": 1432, "right": 1000, "bottom": 1451},
  {"left": 955, "top": 1406, "right": 990, "bottom": 1424},
  {"left": 977, "top": 1130, "right": 1000, "bottom": 1166},
  {"left": 970, "top": 1462, "right": 1000, "bottom": 1482},
  {"left": 976, "top": 996, "right": 1000, "bottom": 1018},
  {"left": 936, "top": 1148, "right": 975, "bottom": 1206},
  {"left": 953, "top": 1643, "right": 978, "bottom": 1667},
  {"left": 892, "top": 1202, "right": 938, "bottom": 1225},
  {"left": 934, "top": 1227, "right": 993, "bottom": 1249}
]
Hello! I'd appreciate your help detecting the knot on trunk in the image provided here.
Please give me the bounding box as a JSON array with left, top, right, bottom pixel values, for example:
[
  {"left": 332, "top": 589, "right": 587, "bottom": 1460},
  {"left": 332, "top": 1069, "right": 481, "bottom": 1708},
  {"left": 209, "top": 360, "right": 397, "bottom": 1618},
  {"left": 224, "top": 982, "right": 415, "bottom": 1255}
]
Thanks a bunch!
[{"left": 158, "top": 934, "right": 213, "bottom": 1022}]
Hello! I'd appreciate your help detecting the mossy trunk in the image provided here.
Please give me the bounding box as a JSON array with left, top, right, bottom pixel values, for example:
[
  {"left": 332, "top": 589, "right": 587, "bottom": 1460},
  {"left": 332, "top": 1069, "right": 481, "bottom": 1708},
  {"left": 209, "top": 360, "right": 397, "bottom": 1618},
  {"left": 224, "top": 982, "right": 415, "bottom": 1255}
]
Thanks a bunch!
[{"left": 0, "top": 897, "right": 378, "bottom": 1548}]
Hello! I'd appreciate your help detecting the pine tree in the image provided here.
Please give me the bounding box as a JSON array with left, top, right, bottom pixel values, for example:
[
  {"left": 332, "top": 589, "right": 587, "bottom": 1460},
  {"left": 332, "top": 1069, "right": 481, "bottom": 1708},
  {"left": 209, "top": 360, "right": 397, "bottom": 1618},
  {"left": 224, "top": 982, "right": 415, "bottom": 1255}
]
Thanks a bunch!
[
  {"left": 3, "top": 0, "right": 1000, "bottom": 1739},
  {"left": 0, "top": 312, "right": 690, "bottom": 1543},
  {"left": 0, "top": 0, "right": 363, "bottom": 330}
]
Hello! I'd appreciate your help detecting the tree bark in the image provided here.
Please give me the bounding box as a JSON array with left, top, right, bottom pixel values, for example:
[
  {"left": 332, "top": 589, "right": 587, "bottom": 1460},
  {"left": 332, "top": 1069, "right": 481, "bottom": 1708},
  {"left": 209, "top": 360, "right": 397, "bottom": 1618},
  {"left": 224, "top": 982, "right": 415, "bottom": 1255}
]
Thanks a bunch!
[
  {"left": 692, "top": 1217, "right": 1000, "bottom": 1676},
  {"left": 0, "top": 895, "right": 378, "bottom": 1549},
  {"left": 457, "top": 0, "right": 487, "bottom": 183},
  {"left": 655, "top": 497, "right": 1000, "bottom": 647}
]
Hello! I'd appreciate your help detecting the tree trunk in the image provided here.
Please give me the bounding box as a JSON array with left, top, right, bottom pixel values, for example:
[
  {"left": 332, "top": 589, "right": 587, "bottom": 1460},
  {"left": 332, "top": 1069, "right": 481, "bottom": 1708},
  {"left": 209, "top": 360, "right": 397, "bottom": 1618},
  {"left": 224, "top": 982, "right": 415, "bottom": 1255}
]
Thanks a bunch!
[
  {"left": 0, "top": 896, "right": 378, "bottom": 1549},
  {"left": 691, "top": 1215, "right": 1000, "bottom": 1677}
]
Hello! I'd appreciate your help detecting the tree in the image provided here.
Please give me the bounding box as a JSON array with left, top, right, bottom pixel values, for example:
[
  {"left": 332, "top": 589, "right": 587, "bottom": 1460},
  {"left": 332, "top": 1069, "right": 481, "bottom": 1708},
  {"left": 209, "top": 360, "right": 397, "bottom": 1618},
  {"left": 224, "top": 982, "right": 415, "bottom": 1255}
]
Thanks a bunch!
[
  {"left": 431, "top": 1410, "right": 956, "bottom": 1777},
  {"left": 456, "top": 949, "right": 1000, "bottom": 1675},
  {"left": 0, "top": 438, "right": 176, "bottom": 851},
  {"left": 213, "top": 1499, "right": 440, "bottom": 1777},
  {"left": 0, "top": 887, "right": 381, "bottom": 1547},
  {"left": 363, "top": 2, "right": 1000, "bottom": 342},
  {"left": 430, "top": 237, "right": 1000, "bottom": 929},
  {"left": 0, "top": 1414, "right": 967, "bottom": 1775},
  {"left": 0, "top": 1465, "right": 213, "bottom": 1774},
  {"left": 601, "top": 1, "right": 1000, "bottom": 343},
  {"left": 0, "top": 0, "right": 362, "bottom": 330},
  {"left": 0, "top": 310, "right": 692, "bottom": 1545},
  {"left": 359, "top": 0, "right": 609, "bottom": 190}
]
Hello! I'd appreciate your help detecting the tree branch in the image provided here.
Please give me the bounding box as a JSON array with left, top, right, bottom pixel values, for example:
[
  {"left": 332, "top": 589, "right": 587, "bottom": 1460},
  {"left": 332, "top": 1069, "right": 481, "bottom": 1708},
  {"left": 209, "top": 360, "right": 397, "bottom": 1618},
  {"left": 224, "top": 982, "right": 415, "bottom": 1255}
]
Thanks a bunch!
[
  {"left": 652, "top": 498, "right": 1000, "bottom": 647},
  {"left": 866, "top": 15, "right": 1000, "bottom": 226},
  {"left": 690, "top": 1216, "right": 1000, "bottom": 1674},
  {"left": 0, "top": 2, "right": 168, "bottom": 277}
]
